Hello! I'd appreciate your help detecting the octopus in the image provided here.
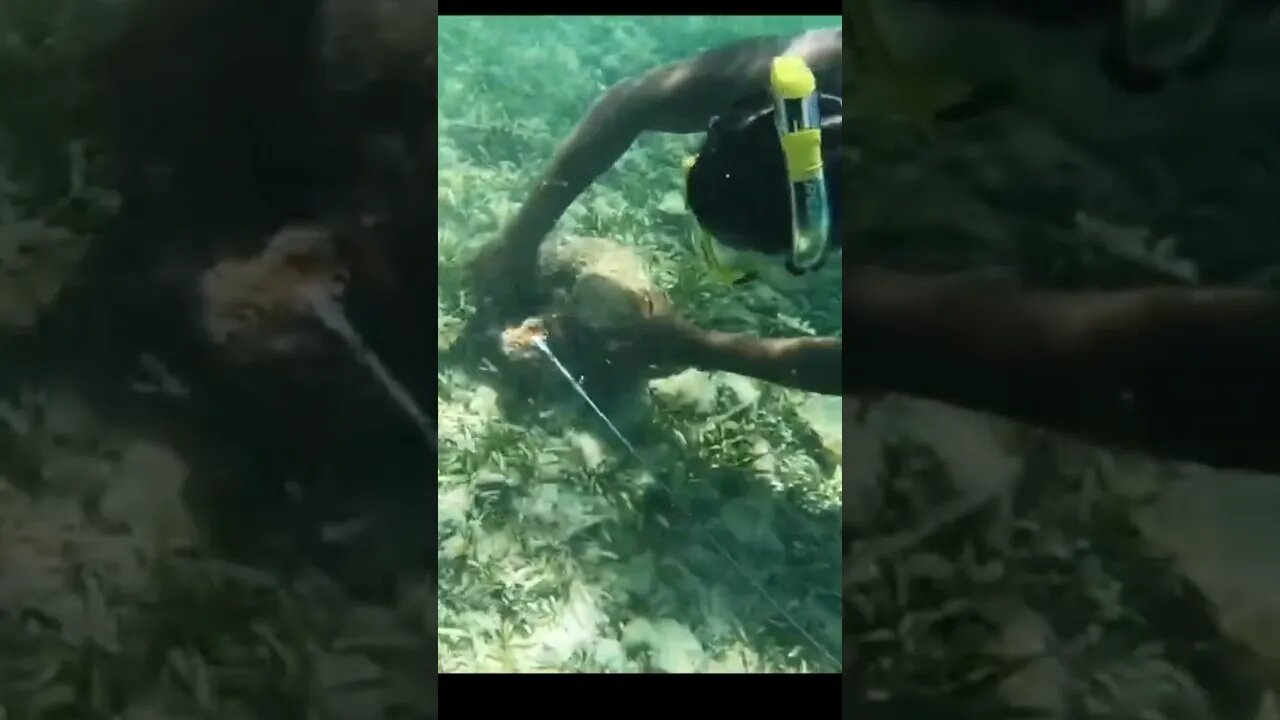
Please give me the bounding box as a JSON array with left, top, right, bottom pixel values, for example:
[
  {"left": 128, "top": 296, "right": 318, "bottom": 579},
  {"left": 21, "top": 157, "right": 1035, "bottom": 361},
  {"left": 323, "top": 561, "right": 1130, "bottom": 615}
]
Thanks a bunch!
[
  {"left": 499, "top": 316, "right": 549, "bottom": 360},
  {"left": 199, "top": 225, "right": 349, "bottom": 364}
]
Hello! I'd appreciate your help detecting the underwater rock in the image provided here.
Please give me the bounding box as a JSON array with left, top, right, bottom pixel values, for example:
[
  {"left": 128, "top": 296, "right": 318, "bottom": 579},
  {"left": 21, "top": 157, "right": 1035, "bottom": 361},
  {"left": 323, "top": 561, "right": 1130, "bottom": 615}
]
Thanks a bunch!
[
  {"left": 796, "top": 395, "right": 843, "bottom": 458},
  {"left": 567, "top": 430, "right": 606, "bottom": 471},
  {"left": 648, "top": 369, "right": 719, "bottom": 414},
  {"left": 538, "top": 235, "right": 662, "bottom": 332},
  {"left": 985, "top": 600, "right": 1069, "bottom": 718},
  {"left": 486, "top": 234, "right": 674, "bottom": 413},
  {"left": 592, "top": 638, "right": 627, "bottom": 670},
  {"left": 102, "top": 440, "right": 196, "bottom": 549},
  {"left": 526, "top": 582, "right": 606, "bottom": 668},
  {"left": 0, "top": 220, "right": 89, "bottom": 332},
  {"left": 719, "top": 373, "right": 761, "bottom": 406},
  {"left": 865, "top": 396, "right": 1023, "bottom": 499},
  {"left": 1136, "top": 468, "right": 1280, "bottom": 689},
  {"left": 621, "top": 617, "right": 706, "bottom": 673}
]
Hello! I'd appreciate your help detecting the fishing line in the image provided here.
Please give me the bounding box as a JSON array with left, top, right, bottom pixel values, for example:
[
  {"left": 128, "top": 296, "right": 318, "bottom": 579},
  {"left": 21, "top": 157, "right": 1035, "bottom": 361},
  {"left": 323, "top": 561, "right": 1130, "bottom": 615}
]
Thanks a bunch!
[
  {"left": 302, "top": 286, "right": 435, "bottom": 444},
  {"left": 308, "top": 291, "right": 837, "bottom": 668}
]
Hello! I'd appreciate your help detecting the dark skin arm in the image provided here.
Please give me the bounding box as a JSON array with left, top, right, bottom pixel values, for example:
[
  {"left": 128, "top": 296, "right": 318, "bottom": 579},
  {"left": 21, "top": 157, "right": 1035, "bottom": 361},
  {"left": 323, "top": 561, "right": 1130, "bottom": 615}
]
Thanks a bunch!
[
  {"left": 471, "top": 18, "right": 1274, "bottom": 473},
  {"left": 656, "top": 319, "right": 843, "bottom": 396},
  {"left": 652, "top": 265, "right": 1280, "bottom": 474},
  {"left": 469, "top": 29, "right": 841, "bottom": 321},
  {"left": 844, "top": 266, "right": 1280, "bottom": 474}
]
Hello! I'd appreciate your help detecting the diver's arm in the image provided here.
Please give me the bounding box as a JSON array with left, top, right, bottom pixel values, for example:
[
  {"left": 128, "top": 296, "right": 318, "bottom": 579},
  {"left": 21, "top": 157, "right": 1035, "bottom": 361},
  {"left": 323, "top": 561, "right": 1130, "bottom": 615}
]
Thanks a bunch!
[
  {"left": 845, "top": 266, "right": 1280, "bottom": 474},
  {"left": 664, "top": 318, "right": 843, "bottom": 396},
  {"left": 493, "top": 30, "right": 842, "bottom": 262}
]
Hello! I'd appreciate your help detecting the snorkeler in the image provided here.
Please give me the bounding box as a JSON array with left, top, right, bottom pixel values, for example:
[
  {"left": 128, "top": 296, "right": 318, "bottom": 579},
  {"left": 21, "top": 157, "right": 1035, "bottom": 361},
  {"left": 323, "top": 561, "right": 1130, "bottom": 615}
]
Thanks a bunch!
[
  {"left": 467, "top": 25, "right": 843, "bottom": 314},
  {"left": 652, "top": 3, "right": 1280, "bottom": 478},
  {"left": 469, "top": 0, "right": 1244, "bottom": 316},
  {"left": 468, "top": 2, "right": 1280, "bottom": 476}
]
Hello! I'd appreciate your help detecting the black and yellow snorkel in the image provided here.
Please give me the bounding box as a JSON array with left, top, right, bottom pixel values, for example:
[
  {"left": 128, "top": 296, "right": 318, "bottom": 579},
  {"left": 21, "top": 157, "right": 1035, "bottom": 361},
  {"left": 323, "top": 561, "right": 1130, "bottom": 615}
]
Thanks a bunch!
[
  {"left": 770, "top": 55, "right": 831, "bottom": 275},
  {"left": 682, "top": 53, "right": 834, "bottom": 287}
]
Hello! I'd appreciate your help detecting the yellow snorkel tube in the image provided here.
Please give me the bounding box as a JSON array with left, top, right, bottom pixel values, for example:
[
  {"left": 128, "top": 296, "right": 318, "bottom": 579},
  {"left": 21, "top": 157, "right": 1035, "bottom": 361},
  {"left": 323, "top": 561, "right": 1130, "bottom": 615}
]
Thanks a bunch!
[{"left": 770, "top": 55, "right": 831, "bottom": 274}]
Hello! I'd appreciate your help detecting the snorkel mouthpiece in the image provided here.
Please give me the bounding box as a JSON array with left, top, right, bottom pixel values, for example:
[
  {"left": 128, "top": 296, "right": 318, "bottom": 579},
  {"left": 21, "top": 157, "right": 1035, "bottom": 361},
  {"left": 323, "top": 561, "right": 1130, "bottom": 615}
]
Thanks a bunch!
[{"left": 770, "top": 56, "right": 830, "bottom": 273}]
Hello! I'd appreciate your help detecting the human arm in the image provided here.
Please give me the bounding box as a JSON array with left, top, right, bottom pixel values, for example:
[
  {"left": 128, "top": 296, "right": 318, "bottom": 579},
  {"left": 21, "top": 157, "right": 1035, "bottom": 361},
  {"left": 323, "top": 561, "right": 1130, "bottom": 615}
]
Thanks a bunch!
[
  {"left": 591, "top": 254, "right": 1280, "bottom": 473},
  {"left": 469, "top": 29, "right": 842, "bottom": 318},
  {"left": 656, "top": 318, "right": 843, "bottom": 396},
  {"left": 844, "top": 266, "right": 1280, "bottom": 473}
]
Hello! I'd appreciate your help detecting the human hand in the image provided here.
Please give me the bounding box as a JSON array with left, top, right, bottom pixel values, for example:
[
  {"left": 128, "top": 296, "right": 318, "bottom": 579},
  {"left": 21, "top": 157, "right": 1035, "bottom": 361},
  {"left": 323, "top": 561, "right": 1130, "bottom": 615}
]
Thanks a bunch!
[{"left": 466, "top": 229, "right": 543, "bottom": 327}]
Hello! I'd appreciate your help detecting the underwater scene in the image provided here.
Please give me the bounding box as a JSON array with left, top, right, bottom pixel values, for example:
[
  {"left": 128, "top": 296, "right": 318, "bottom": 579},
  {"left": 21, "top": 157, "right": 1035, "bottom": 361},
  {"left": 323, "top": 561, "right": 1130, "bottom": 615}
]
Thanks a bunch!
[
  {"left": 1, "top": 0, "right": 437, "bottom": 717},
  {"left": 6, "top": 0, "right": 1280, "bottom": 715},
  {"left": 841, "top": 1, "right": 1280, "bottom": 717},
  {"left": 437, "top": 16, "right": 844, "bottom": 673}
]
